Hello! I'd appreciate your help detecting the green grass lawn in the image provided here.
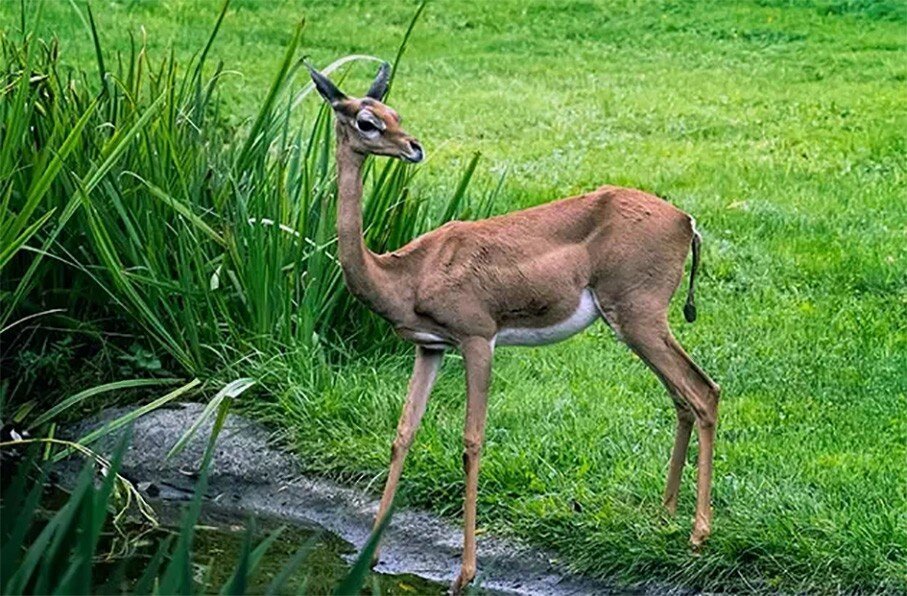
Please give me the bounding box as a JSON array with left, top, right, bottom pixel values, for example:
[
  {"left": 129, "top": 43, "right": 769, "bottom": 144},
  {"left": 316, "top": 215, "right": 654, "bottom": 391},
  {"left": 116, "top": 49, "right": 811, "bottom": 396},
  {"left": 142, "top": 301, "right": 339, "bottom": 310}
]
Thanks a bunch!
[{"left": 5, "top": 0, "right": 906, "bottom": 591}]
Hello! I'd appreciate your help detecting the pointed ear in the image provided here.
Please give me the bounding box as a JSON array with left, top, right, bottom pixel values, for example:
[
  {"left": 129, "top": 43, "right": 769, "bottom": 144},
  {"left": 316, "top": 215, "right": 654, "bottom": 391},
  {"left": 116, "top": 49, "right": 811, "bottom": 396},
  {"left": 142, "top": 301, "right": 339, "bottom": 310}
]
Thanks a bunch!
[
  {"left": 366, "top": 61, "right": 391, "bottom": 101},
  {"left": 305, "top": 61, "right": 347, "bottom": 105}
]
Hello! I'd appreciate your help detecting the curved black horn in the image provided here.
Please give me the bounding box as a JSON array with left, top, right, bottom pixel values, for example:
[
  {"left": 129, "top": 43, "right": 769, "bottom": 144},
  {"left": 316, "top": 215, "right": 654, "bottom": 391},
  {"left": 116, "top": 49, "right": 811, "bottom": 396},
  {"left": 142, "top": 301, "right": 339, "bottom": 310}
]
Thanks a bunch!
[
  {"left": 305, "top": 60, "right": 346, "bottom": 104},
  {"left": 366, "top": 61, "right": 391, "bottom": 100}
]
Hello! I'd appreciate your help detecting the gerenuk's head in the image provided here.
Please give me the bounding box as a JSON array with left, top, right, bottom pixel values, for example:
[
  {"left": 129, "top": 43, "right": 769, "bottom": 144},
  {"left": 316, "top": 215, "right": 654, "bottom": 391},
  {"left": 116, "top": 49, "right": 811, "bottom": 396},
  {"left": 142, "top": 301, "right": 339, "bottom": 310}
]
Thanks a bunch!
[{"left": 307, "top": 61, "right": 424, "bottom": 163}]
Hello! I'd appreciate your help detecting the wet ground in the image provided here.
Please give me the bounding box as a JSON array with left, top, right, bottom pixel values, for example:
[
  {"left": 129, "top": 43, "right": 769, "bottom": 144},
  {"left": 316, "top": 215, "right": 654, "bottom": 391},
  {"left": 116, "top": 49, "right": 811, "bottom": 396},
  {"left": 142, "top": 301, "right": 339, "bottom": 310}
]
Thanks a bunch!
[{"left": 65, "top": 403, "right": 651, "bottom": 595}]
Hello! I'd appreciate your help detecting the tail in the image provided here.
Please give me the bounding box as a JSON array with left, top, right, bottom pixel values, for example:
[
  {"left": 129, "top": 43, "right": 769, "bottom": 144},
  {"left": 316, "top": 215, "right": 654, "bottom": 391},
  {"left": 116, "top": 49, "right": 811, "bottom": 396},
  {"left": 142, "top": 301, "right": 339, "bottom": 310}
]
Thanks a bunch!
[{"left": 683, "top": 220, "right": 701, "bottom": 323}]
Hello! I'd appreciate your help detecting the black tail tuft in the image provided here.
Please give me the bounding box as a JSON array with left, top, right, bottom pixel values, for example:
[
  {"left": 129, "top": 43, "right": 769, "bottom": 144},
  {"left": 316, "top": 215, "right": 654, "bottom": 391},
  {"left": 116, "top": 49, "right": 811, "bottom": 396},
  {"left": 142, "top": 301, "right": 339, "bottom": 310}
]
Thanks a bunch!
[
  {"left": 683, "top": 302, "right": 697, "bottom": 323},
  {"left": 684, "top": 223, "right": 701, "bottom": 323}
]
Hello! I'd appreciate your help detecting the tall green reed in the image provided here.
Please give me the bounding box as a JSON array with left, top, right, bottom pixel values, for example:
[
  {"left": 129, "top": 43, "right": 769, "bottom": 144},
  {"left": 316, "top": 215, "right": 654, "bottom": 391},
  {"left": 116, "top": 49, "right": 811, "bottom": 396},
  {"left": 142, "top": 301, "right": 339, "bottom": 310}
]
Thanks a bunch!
[{"left": 1, "top": 1, "right": 496, "bottom": 382}]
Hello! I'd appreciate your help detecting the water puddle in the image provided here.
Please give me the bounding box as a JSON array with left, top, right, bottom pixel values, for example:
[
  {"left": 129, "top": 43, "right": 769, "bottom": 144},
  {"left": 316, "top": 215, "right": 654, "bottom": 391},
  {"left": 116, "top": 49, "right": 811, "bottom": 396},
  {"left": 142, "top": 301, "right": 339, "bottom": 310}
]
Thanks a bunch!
[{"left": 151, "top": 501, "right": 446, "bottom": 594}]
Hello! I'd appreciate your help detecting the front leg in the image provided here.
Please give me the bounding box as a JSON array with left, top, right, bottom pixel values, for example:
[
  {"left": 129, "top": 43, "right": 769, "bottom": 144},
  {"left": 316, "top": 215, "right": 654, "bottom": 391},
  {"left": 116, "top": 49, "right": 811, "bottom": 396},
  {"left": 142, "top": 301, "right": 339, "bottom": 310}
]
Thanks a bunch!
[
  {"left": 451, "top": 337, "right": 493, "bottom": 595},
  {"left": 372, "top": 346, "right": 444, "bottom": 563}
]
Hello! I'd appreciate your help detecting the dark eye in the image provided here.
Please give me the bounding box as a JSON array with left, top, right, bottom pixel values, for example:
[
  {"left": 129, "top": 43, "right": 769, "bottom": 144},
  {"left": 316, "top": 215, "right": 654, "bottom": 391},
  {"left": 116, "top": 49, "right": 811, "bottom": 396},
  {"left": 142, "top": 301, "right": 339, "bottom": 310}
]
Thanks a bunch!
[{"left": 357, "top": 119, "right": 378, "bottom": 133}]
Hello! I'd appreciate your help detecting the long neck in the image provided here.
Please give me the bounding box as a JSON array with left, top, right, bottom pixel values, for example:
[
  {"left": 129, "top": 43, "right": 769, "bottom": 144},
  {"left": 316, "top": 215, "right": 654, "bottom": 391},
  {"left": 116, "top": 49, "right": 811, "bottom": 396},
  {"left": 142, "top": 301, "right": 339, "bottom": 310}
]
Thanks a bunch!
[{"left": 335, "top": 133, "right": 396, "bottom": 319}]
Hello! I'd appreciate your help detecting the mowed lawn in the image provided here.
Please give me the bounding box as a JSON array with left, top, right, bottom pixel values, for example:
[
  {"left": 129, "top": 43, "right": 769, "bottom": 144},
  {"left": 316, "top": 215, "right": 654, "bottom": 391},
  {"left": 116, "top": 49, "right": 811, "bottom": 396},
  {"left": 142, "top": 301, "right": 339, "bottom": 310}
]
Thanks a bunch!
[{"left": 8, "top": 0, "right": 906, "bottom": 591}]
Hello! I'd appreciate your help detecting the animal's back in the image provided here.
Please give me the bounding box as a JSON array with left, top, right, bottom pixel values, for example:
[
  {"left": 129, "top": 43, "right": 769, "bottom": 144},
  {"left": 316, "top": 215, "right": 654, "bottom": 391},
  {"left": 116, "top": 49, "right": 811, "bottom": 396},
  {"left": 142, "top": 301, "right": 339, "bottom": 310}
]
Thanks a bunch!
[{"left": 400, "top": 186, "right": 692, "bottom": 337}]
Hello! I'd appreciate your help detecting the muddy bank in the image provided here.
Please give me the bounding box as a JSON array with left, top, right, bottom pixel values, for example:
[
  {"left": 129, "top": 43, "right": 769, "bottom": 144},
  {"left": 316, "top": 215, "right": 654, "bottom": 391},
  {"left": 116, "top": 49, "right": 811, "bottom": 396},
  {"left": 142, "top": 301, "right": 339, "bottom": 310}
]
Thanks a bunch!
[{"left": 67, "top": 403, "right": 660, "bottom": 595}]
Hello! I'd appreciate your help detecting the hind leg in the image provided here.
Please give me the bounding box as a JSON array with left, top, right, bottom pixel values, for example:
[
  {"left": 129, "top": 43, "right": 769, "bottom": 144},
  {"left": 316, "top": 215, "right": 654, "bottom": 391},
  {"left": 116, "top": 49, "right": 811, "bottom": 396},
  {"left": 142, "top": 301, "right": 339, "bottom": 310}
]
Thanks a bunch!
[
  {"left": 663, "top": 405, "right": 694, "bottom": 515},
  {"left": 601, "top": 300, "right": 720, "bottom": 545}
]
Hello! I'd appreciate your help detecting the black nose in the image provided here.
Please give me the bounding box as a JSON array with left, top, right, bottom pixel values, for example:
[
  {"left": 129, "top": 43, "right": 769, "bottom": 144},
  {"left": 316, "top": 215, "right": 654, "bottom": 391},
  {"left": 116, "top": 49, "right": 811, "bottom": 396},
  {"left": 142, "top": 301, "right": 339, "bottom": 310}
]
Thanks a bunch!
[{"left": 405, "top": 140, "right": 424, "bottom": 163}]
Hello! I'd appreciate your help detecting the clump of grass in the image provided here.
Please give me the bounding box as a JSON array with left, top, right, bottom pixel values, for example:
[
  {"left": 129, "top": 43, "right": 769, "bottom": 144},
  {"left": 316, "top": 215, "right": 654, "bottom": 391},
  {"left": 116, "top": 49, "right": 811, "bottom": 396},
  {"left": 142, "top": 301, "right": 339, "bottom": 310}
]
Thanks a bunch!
[{"left": 0, "top": 0, "right": 494, "bottom": 394}]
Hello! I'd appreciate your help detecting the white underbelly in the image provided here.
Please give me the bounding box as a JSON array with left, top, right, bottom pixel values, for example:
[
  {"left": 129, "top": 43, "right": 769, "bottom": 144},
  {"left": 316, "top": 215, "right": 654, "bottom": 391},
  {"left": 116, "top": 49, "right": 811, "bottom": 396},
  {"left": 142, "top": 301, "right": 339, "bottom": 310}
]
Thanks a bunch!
[
  {"left": 409, "top": 331, "right": 451, "bottom": 350},
  {"left": 494, "top": 288, "right": 601, "bottom": 347}
]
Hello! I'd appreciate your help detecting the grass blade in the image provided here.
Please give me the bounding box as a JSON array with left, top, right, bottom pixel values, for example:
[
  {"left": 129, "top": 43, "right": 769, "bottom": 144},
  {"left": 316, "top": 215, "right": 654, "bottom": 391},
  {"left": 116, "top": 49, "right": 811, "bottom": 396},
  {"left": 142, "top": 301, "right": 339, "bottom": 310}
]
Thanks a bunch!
[
  {"left": 166, "top": 377, "right": 255, "bottom": 461},
  {"left": 263, "top": 532, "right": 320, "bottom": 596},
  {"left": 29, "top": 378, "right": 181, "bottom": 429},
  {"left": 333, "top": 503, "right": 395, "bottom": 596},
  {"left": 58, "top": 378, "right": 200, "bottom": 460},
  {"left": 159, "top": 396, "right": 232, "bottom": 593}
]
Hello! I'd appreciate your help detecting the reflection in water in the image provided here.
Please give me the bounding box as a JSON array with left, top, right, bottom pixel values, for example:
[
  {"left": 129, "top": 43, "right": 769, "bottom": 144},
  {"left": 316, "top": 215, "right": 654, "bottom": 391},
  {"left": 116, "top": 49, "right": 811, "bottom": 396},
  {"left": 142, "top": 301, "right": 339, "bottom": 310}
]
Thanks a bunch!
[{"left": 182, "top": 505, "right": 445, "bottom": 595}]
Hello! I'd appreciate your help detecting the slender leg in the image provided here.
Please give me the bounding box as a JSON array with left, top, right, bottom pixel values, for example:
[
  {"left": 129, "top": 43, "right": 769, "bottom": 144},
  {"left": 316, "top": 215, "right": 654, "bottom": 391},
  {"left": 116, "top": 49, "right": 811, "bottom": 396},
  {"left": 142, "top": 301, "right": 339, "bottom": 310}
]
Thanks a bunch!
[
  {"left": 371, "top": 346, "right": 444, "bottom": 562},
  {"left": 663, "top": 407, "right": 694, "bottom": 515},
  {"left": 691, "top": 419, "right": 715, "bottom": 546},
  {"left": 612, "top": 310, "right": 720, "bottom": 547},
  {"left": 451, "top": 337, "right": 493, "bottom": 595}
]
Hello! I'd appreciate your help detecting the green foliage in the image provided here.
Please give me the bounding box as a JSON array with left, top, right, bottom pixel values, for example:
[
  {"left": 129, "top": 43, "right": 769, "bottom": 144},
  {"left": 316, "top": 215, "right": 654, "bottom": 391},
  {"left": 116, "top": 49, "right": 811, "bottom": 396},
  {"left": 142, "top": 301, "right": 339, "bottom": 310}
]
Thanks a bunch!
[{"left": 0, "top": 0, "right": 491, "bottom": 380}]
